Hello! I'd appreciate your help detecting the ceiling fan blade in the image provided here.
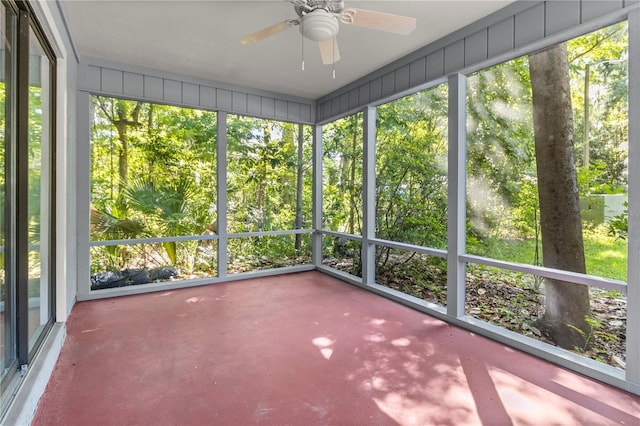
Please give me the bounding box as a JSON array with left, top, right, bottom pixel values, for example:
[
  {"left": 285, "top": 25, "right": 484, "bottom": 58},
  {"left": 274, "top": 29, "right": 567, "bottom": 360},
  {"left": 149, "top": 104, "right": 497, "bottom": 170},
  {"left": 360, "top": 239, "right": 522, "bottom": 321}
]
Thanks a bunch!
[
  {"left": 341, "top": 8, "right": 417, "bottom": 35},
  {"left": 240, "top": 20, "right": 296, "bottom": 44},
  {"left": 318, "top": 38, "right": 340, "bottom": 65}
]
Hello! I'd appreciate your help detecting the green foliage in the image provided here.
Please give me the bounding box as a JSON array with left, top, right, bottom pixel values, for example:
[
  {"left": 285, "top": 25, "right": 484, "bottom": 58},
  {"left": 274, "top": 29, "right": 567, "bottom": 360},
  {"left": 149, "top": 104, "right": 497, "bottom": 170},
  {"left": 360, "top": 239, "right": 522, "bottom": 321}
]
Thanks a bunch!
[{"left": 608, "top": 202, "right": 628, "bottom": 240}]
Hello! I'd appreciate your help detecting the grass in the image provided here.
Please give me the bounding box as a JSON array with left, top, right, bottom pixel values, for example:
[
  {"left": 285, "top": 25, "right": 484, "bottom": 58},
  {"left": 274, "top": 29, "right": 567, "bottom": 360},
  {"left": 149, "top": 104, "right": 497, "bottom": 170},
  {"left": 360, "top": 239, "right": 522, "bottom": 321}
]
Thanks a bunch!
[{"left": 470, "top": 225, "right": 627, "bottom": 281}]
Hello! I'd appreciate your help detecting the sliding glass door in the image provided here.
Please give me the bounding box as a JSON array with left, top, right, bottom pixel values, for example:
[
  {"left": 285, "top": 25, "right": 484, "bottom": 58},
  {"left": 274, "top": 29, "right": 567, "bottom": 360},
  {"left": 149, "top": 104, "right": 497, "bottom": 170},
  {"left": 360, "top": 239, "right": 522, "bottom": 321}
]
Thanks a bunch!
[{"left": 1, "top": 1, "right": 55, "bottom": 416}]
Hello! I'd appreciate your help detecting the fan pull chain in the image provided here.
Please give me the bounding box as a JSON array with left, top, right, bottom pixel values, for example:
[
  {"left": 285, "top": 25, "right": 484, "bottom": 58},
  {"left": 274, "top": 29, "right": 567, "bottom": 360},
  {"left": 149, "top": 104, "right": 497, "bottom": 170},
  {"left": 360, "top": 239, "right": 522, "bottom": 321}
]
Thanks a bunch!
[{"left": 332, "top": 38, "right": 336, "bottom": 79}]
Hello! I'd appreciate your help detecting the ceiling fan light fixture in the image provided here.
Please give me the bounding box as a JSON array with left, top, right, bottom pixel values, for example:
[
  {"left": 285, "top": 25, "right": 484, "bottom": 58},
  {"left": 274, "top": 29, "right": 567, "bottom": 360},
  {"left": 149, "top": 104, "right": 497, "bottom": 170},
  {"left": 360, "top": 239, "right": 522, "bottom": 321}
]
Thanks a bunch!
[{"left": 300, "top": 9, "right": 339, "bottom": 41}]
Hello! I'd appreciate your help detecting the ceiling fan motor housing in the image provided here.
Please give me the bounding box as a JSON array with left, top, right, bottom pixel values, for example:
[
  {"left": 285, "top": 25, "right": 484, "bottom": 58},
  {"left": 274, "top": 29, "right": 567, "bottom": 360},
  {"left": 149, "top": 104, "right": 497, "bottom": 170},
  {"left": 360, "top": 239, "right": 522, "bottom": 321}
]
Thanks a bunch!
[{"left": 300, "top": 9, "right": 340, "bottom": 41}]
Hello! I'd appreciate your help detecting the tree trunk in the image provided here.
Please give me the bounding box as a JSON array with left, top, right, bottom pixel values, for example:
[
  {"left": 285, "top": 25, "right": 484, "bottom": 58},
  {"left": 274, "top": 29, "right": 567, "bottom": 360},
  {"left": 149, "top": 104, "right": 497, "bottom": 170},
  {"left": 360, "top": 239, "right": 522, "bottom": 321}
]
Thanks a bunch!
[{"left": 529, "top": 43, "right": 591, "bottom": 349}]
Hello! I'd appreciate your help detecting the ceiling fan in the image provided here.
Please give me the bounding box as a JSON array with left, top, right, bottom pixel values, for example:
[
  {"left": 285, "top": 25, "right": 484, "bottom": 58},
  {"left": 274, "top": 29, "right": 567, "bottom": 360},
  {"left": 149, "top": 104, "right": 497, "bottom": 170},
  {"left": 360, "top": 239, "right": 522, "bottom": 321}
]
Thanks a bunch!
[{"left": 240, "top": 0, "right": 417, "bottom": 65}]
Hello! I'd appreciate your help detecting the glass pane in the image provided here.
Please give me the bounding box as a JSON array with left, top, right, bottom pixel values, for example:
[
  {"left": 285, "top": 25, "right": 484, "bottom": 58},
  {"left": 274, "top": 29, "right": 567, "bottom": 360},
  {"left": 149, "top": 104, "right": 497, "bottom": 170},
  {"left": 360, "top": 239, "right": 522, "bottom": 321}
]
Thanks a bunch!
[
  {"left": 322, "top": 113, "right": 363, "bottom": 234},
  {"left": 27, "top": 28, "right": 52, "bottom": 350},
  {"left": 376, "top": 84, "right": 448, "bottom": 249},
  {"left": 227, "top": 234, "right": 311, "bottom": 274},
  {"left": 226, "top": 116, "right": 311, "bottom": 233},
  {"left": 1, "top": 1, "right": 16, "bottom": 404},
  {"left": 90, "top": 240, "right": 216, "bottom": 290}
]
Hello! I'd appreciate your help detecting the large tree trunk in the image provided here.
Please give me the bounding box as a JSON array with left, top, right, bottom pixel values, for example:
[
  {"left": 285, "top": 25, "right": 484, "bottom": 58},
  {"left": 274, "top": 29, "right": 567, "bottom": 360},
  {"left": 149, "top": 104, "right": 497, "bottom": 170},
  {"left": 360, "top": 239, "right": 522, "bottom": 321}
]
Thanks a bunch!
[{"left": 529, "top": 43, "right": 591, "bottom": 349}]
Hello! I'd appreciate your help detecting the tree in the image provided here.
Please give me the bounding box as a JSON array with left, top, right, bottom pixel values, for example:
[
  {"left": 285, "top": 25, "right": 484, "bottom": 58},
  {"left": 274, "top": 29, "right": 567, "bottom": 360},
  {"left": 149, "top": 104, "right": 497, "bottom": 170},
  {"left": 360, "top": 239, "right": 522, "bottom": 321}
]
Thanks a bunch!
[{"left": 529, "top": 43, "right": 590, "bottom": 349}]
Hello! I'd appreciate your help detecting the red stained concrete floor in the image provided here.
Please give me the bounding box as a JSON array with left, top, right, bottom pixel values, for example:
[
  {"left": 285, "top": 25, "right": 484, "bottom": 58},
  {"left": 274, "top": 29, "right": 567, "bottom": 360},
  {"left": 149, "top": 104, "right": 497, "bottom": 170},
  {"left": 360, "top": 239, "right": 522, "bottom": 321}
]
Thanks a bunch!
[{"left": 34, "top": 271, "right": 640, "bottom": 426}]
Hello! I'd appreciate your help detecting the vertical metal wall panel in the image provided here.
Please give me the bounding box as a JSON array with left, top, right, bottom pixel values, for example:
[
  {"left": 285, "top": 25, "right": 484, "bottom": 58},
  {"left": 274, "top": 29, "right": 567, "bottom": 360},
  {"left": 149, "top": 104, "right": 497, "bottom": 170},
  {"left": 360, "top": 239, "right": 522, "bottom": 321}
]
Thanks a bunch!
[
  {"left": 426, "top": 49, "right": 444, "bottom": 81},
  {"left": 82, "top": 65, "right": 101, "bottom": 91},
  {"left": 163, "top": 79, "right": 182, "bottom": 104},
  {"left": 301, "top": 104, "right": 312, "bottom": 123},
  {"left": 381, "top": 72, "right": 395, "bottom": 98},
  {"left": 200, "top": 86, "right": 217, "bottom": 109},
  {"left": 488, "top": 17, "right": 515, "bottom": 57},
  {"left": 359, "top": 83, "right": 370, "bottom": 106},
  {"left": 515, "top": 3, "right": 545, "bottom": 48},
  {"left": 100, "top": 68, "right": 123, "bottom": 95},
  {"left": 143, "top": 75, "right": 163, "bottom": 100},
  {"left": 465, "top": 29, "right": 488, "bottom": 67},
  {"left": 319, "top": 101, "right": 330, "bottom": 122},
  {"left": 216, "top": 89, "right": 231, "bottom": 110},
  {"left": 348, "top": 88, "right": 359, "bottom": 110},
  {"left": 395, "top": 64, "right": 410, "bottom": 92},
  {"left": 361, "top": 106, "right": 376, "bottom": 285},
  {"left": 582, "top": 0, "right": 623, "bottom": 22},
  {"left": 331, "top": 97, "right": 340, "bottom": 117},
  {"left": 247, "top": 94, "right": 261, "bottom": 115},
  {"left": 216, "top": 112, "right": 228, "bottom": 278},
  {"left": 287, "top": 102, "right": 301, "bottom": 122},
  {"left": 370, "top": 77, "right": 382, "bottom": 100},
  {"left": 545, "top": 1, "right": 581, "bottom": 36},
  {"left": 339, "top": 92, "right": 349, "bottom": 113},
  {"left": 275, "top": 99, "right": 288, "bottom": 119},
  {"left": 409, "top": 57, "right": 427, "bottom": 87},
  {"left": 232, "top": 91, "right": 247, "bottom": 114},
  {"left": 123, "top": 72, "right": 143, "bottom": 98},
  {"left": 446, "top": 74, "right": 467, "bottom": 318},
  {"left": 312, "top": 125, "right": 323, "bottom": 266},
  {"left": 182, "top": 83, "right": 200, "bottom": 106},
  {"left": 261, "top": 97, "right": 275, "bottom": 117},
  {"left": 626, "top": 6, "right": 640, "bottom": 386},
  {"left": 444, "top": 40, "right": 465, "bottom": 74}
]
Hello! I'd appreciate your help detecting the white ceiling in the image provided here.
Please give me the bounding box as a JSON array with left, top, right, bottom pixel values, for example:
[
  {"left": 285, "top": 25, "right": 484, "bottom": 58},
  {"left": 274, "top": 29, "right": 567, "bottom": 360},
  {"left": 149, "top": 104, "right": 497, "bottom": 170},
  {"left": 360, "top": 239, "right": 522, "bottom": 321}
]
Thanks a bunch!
[{"left": 61, "top": 0, "right": 515, "bottom": 99}]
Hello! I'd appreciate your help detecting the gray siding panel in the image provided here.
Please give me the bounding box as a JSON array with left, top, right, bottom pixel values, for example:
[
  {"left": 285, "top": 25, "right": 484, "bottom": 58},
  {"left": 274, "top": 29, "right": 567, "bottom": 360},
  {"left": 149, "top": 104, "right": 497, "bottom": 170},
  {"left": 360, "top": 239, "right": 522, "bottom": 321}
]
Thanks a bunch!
[
  {"left": 396, "top": 64, "right": 411, "bottom": 92},
  {"left": 200, "top": 86, "right": 217, "bottom": 109},
  {"left": 247, "top": 94, "right": 261, "bottom": 115},
  {"left": 349, "top": 88, "right": 359, "bottom": 110},
  {"left": 370, "top": 77, "right": 382, "bottom": 100},
  {"left": 301, "top": 104, "right": 312, "bottom": 123},
  {"left": 444, "top": 40, "right": 465, "bottom": 74},
  {"left": 409, "top": 57, "right": 427, "bottom": 87},
  {"left": 261, "top": 97, "right": 275, "bottom": 117},
  {"left": 232, "top": 92, "right": 247, "bottom": 114},
  {"left": 163, "top": 79, "right": 182, "bottom": 103},
  {"left": 288, "top": 102, "right": 301, "bottom": 121},
  {"left": 331, "top": 97, "right": 340, "bottom": 117},
  {"left": 123, "top": 72, "right": 143, "bottom": 98},
  {"left": 79, "top": 62, "right": 314, "bottom": 123},
  {"left": 216, "top": 89, "right": 231, "bottom": 110},
  {"left": 80, "top": 65, "right": 101, "bottom": 91},
  {"left": 546, "top": 1, "right": 581, "bottom": 36},
  {"left": 465, "top": 29, "right": 488, "bottom": 67},
  {"left": 582, "top": 0, "right": 623, "bottom": 22},
  {"left": 143, "top": 76, "right": 163, "bottom": 100},
  {"left": 275, "top": 99, "right": 288, "bottom": 119},
  {"left": 101, "top": 68, "right": 123, "bottom": 94},
  {"left": 339, "top": 93, "right": 349, "bottom": 112},
  {"left": 515, "top": 4, "right": 545, "bottom": 48},
  {"left": 359, "top": 84, "right": 370, "bottom": 106},
  {"left": 488, "top": 17, "right": 514, "bottom": 57},
  {"left": 182, "top": 83, "right": 200, "bottom": 106},
  {"left": 382, "top": 72, "right": 395, "bottom": 98},
  {"left": 426, "top": 49, "right": 444, "bottom": 81}
]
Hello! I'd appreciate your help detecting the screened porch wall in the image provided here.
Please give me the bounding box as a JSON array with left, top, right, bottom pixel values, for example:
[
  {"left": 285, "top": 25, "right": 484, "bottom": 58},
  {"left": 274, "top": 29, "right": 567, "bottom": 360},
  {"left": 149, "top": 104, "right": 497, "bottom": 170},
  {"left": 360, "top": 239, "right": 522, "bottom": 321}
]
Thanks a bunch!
[{"left": 317, "top": 0, "right": 639, "bottom": 122}]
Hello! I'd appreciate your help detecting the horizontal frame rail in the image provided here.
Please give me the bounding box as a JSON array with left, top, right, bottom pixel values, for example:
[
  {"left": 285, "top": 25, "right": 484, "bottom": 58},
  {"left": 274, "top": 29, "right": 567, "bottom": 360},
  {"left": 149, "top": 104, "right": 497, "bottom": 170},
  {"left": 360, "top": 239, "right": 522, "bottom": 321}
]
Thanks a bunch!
[
  {"left": 370, "top": 238, "right": 447, "bottom": 259},
  {"left": 461, "top": 254, "right": 628, "bottom": 293}
]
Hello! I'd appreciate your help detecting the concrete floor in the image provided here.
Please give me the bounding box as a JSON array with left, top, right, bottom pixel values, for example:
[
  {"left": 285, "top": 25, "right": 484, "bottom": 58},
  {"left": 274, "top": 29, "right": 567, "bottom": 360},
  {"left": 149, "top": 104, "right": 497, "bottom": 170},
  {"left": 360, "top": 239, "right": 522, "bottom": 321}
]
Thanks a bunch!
[{"left": 34, "top": 271, "right": 640, "bottom": 425}]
